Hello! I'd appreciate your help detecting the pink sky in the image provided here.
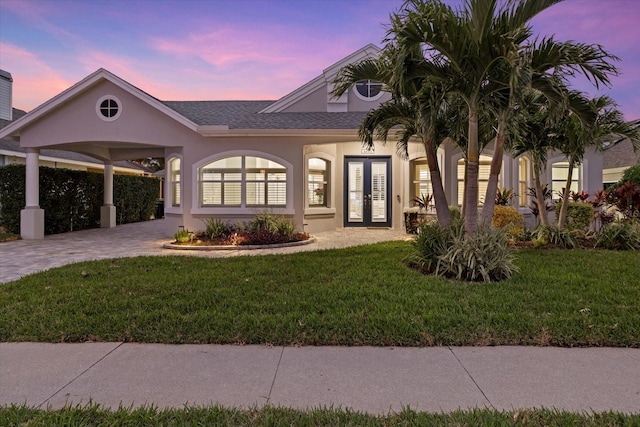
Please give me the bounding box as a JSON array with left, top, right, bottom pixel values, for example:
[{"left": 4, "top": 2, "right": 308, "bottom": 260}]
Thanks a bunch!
[{"left": 1, "top": 0, "right": 639, "bottom": 120}]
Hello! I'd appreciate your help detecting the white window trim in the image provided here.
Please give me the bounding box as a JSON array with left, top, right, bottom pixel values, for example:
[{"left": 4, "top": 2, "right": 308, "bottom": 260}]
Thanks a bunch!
[
  {"left": 191, "top": 150, "right": 294, "bottom": 215},
  {"left": 304, "top": 152, "right": 336, "bottom": 215},
  {"left": 548, "top": 156, "right": 582, "bottom": 198},
  {"left": 165, "top": 153, "right": 183, "bottom": 215},
  {"left": 96, "top": 95, "right": 122, "bottom": 122},
  {"left": 352, "top": 80, "right": 384, "bottom": 102}
]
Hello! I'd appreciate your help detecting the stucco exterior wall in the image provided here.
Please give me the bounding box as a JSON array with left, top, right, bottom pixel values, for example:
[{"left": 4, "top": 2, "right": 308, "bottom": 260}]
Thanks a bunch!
[{"left": 18, "top": 81, "right": 191, "bottom": 156}]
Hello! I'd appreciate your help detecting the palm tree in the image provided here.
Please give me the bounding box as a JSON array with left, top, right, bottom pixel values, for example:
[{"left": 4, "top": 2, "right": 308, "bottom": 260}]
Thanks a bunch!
[
  {"left": 390, "top": 0, "right": 622, "bottom": 234},
  {"left": 555, "top": 95, "right": 640, "bottom": 227},
  {"left": 332, "top": 45, "right": 453, "bottom": 226}
]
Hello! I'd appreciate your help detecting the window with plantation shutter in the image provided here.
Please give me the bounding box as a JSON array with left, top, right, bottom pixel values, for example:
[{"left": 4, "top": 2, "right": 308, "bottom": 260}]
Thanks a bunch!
[
  {"left": 457, "top": 155, "right": 494, "bottom": 206},
  {"left": 198, "top": 156, "right": 287, "bottom": 207}
]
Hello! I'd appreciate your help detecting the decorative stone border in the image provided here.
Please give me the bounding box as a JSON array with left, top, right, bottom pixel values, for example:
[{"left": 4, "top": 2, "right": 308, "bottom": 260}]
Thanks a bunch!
[{"left": 162, "top": 236, "right": 316, "bottom": 251}]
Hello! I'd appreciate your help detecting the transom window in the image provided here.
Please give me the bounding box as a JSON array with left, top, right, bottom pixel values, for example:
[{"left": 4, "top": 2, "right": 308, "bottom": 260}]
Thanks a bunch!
[
  {"left": 354, "top": 79, "right": 383, "bottom": 100},
  {"left": 199, "top": 156, "right": 286, "bottom": 207},
  {"left": 308, "top": 158, "right": 329, "bottom": 207}
]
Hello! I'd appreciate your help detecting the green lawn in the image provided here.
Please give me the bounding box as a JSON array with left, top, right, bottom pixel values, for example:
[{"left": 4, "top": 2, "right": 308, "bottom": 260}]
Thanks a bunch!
[
  {"left": 1, "top": 241, "right": 639, "bottom": 346},
  {"left": 1, "top": 404, "right": 637, "bottom": 426}
]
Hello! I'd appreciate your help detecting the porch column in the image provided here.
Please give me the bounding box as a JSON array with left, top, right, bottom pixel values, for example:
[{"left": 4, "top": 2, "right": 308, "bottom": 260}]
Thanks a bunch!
[
  {"left": 20, "top": 148, "right": 45, "bottom": 239},
  {"left": 100, "top": 161, "right": 116, "bottom": 228}
]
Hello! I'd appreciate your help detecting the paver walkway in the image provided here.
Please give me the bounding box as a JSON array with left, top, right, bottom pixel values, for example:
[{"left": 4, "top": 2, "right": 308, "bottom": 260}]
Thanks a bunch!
[{"left": 0, "top": 219, "right": 408, "bottom": 283}]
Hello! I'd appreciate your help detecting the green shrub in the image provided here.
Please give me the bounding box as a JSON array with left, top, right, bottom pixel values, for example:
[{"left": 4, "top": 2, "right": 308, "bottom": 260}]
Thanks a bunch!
[
  {"left": 534, "top": 225, "right": 579, "bottom": 249},
  {"left": 594, "top": 221, "right": 640, "bottom": 250},
  {"left": 620, "top": 164, "right": 640, "bottom": 186},
  {"left": 275, "top": 215, "right": 295, "bottom": 238},
  {"left": 249, "top": 211, "right": 280, "bottom": 233},
  {"left": 555, "top": 202, "right": 594, "bottom": 230},
  {"left": 174, "top": 228, "right": 191, "bottom": 243},
  {"left": 0, "top": 164, "right": 158, "bottom": 235},
  {"left": 204, "top": 217, "right": 234, "bottom": 239},
  {"left": 436, "top": 225, "right": 518, "bottom": 283},
  {"left": 492, "top": 205, "right": 524, "bottom": 241},
  {"left": 406, "top": 220, "right": 462, "bottom": 274}
]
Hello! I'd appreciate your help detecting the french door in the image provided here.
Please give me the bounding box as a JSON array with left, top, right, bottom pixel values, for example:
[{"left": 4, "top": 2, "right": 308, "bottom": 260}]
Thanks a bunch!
[{"left": 344, "top": 156, "right": 391, "bottom": 227}]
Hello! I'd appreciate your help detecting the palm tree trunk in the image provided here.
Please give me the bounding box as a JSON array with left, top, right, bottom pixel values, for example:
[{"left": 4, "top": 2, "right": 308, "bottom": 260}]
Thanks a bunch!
[
  {"left": 480, "top": 123, "right": 505, "bottom": 225},
  {"left": 533, "top": 172, "right": 549, "bottom": 227},
  {"left": 557, "top": 157, "right": 575, "bottom": 228},
  {"left": 423, "top": 137, "right": 451, "bottom": 227},
  {"left": 465, "top": 108, "right": 480, "bottom": 235}
]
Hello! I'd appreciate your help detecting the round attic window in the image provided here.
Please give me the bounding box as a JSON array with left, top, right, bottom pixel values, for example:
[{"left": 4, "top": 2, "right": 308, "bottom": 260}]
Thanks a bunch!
[
  {"left": 96, "top": 95, "right": 122, "bottom": 121},
  {"left": 354, "top": 80, "right": 383, "bottom": 101}
]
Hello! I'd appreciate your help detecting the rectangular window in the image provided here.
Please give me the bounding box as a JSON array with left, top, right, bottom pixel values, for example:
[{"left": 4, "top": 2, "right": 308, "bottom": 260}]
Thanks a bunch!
[
  {"left": 308, "top": 158, "right": 329, "bottom": 207},
  {"left": 411, "top": 159, "right": 431, "bottom": 200},
  {"left": 457, "top": 156, "right": 494, "bottom": 206},
  {"left": 551, "top": 162, "right": 579, "bottom": 197},
  {"left": 200, "top": 169, "right": 242, "bottom": 206}
]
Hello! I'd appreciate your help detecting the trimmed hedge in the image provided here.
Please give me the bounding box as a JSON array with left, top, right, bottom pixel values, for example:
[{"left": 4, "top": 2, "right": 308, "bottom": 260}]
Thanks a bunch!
[{"left": 0, "top": 164, "right": 159, "bottom": 235}]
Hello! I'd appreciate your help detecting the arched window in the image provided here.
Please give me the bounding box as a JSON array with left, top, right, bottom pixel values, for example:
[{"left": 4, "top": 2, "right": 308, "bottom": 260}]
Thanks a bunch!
[
  {"left": 518, "top": 157, "right": 529, "bottom": 208},
  {"left": 353, "top": 80, "right": 384, "bottom": 101},
  {"left": 168, "top": 157, "right": 181, "bottom": 207},
  {"left": 308, "top": 158, "right": 329, "bottom": 207},
  {"left": 199, "top": 156, "right": 287, "bottom": 207}
]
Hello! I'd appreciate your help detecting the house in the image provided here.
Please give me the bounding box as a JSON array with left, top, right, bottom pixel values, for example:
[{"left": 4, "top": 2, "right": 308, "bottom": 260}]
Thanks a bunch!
[
  {"left": 603, "top": 135, "right": 640, "bottom": 188},
  {"left": 0, "top": 45, "right": 606, "bottom": 240},
  {"left": 1, "top": 70, "right": 152, "bottom": 176}
]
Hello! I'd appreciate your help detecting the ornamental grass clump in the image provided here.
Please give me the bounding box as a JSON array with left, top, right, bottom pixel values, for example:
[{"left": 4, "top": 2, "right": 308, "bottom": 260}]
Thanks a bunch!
[
  {"left": 203, "top": 217, "right": 234, "bottom": 239},
  {"left": 533, "top": 225, "right": 579, "bottom": 248},
  {"left": 436, "top": 225, "right": 518, "bottom": 283},
  {"left": 594, "top": 220, "right": 640, "bottom": 250},
  {"left": 407, "top": 220, "right": 518, "bottom": 283}
]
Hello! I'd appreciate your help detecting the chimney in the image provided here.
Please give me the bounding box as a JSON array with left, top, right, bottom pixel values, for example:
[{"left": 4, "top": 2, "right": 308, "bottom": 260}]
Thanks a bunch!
[{"left": 0, "top": 69, "right": 13, "bottom": 121}]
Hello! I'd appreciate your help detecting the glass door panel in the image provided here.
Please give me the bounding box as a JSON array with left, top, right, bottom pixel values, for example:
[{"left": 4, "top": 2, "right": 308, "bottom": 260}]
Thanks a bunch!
[
  {"left": 344, "top": 157, "right": 391, "bottom": 227},
  {"left": 371, "top": 161, "right": 387, "bottom": 223},
  {"left": 348, "top": 162, "right": 364, "bottom": 222}
]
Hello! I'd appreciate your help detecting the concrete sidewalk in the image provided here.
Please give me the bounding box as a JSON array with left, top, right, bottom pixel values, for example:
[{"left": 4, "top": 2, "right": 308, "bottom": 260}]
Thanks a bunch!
[{"left": 1, "top": 343, "right": 639, "bottom": 414}]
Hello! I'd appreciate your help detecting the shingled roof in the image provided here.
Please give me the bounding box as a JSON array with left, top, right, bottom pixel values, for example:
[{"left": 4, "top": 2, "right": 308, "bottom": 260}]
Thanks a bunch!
[
  {"left": 603, "top": 138, "right": 640, "bottom": 169},
  {"left": 162, "top": 101, "right": 368, "bottom": 129}
]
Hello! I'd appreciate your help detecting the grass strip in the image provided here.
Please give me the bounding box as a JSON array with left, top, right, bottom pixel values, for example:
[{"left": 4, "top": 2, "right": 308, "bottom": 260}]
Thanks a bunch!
[
  {"left": 1, "top": 242, "right": 639, "bottom": 346},
  {"left": 2, "top": 404, "right": 639, "bottom": 426}
]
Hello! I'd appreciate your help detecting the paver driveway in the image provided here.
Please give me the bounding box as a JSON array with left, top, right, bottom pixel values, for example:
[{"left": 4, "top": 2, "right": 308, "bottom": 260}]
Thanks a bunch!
[{"left": 0, "top": 220, "right": 408, "bottom": 283}]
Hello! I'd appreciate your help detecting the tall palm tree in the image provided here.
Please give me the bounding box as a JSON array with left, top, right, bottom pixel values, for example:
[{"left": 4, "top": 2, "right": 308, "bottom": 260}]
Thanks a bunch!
[
  {"left": 333, "top": 45, "right": 453, "bottom": 226},
  {"left": 510, "top": 90, "right": 567, "bottom": 226},
  {"left": 480, "top": 36, "right": 619, "bottom": 225},
  {"left": 389, "top": 0, "right": 608, "bottom": 233},
  {"left": 555, "top": 95, "right": 640, "bottom": 227}
]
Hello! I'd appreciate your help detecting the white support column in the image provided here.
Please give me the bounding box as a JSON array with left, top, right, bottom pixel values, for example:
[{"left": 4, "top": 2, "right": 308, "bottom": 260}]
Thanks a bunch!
[
  {"left": 20, "top": 148, "right": 45, "bottom": 239},
  {"left": 100, "top": 161, "right": 116, "bottom": 228}
]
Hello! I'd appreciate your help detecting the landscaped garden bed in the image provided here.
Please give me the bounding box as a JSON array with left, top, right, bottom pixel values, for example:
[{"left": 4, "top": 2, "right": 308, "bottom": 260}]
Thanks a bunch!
[{"left": 168, "top": 211, "right": 311, "bottom": 249}]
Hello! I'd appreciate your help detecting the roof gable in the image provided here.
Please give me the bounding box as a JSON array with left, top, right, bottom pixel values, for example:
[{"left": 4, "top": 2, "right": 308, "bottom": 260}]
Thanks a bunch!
[
  {"left": 0, "top": 69, "right": 198, "bottom": 140},
  {"left": 259, "top": 44, "right": 382, "bottom": 113}
]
